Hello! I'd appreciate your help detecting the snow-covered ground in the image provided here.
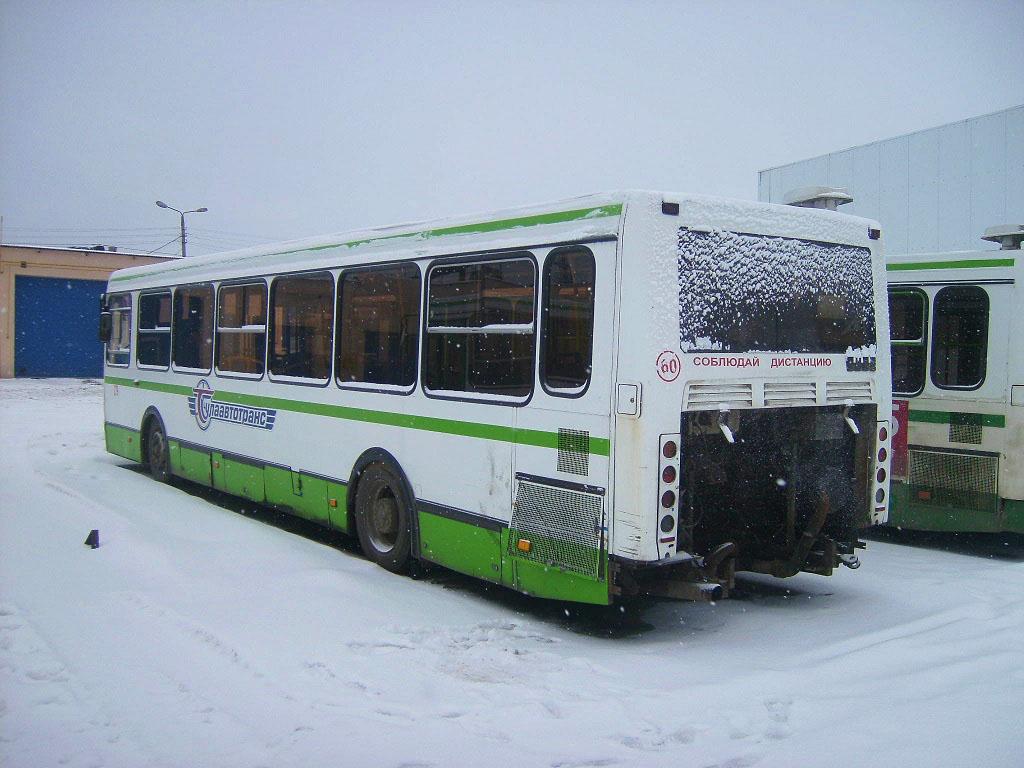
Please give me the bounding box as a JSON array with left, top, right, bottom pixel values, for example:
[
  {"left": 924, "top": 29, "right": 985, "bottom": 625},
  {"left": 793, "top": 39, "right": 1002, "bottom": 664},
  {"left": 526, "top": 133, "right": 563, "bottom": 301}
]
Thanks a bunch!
[{"left": 1, "top": 380, "right": 1022, "bottom": 768}]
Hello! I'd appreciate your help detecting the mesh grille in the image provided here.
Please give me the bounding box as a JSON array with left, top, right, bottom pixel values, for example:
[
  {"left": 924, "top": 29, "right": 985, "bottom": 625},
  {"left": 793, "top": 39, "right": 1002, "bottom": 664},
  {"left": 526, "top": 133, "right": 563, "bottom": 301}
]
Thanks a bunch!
[
  {"left": 509, "top": 480, "right": 603, "bottom": 578},
  {"left": 557, "top": 428, "right": 590, "bottom": 476},
  {"left": 908, "top": 449, "right": 998, "bottom": 512},
  {"left": 949, "top": 421, "right": 983, "bottom": 445}
]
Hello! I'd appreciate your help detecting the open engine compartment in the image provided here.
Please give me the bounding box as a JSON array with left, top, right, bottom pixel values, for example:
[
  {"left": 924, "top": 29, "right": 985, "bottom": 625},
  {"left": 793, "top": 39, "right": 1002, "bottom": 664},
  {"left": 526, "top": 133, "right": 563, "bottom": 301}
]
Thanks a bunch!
[{"left": 679, "top": 404, "right": 875, "bottom": 577}]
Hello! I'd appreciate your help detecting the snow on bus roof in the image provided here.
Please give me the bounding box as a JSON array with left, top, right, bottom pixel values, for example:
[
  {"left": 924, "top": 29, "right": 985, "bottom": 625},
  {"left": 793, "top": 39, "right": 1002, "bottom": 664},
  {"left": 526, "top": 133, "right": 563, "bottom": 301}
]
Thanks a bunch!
[
  {"left": 109, "top": 191, "right": 637, "bottom": 285},
  {"left": 107, "top": 190, "right": 877, "bottom": 286}
]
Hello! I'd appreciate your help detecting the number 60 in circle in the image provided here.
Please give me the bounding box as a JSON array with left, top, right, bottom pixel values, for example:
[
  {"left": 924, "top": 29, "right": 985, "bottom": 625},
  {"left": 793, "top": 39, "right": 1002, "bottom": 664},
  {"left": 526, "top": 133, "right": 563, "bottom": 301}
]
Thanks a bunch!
[{"left": 656, "top": 350, "right": 681, "bottom": 382}]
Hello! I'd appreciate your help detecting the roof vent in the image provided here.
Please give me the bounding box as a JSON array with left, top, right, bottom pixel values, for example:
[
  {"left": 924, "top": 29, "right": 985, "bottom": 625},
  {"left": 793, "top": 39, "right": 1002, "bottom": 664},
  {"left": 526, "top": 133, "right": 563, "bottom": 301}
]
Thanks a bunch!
[
  {"left": 981, "top": 224, "right": 1024, "bottom": 250},
  {"left": 783, "top": 186, "right": 853, "bottom": 212}
]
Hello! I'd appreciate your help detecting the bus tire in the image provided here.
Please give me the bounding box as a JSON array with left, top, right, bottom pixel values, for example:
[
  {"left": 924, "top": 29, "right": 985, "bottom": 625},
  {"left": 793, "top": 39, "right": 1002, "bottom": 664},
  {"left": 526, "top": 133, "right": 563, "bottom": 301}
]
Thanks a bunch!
[
  {"left": 354, "top": 462, "right": 411, "bottom": 573},
  {"left": 145, "top": 419, "right": 172, "bottom": 484}
]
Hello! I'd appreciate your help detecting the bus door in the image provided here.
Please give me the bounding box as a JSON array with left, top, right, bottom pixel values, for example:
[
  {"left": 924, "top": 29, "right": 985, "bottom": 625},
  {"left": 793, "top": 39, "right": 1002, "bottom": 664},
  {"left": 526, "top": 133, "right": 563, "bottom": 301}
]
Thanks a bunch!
[{"left": 509, "top": 243, "right": 615, "bottom": 596}]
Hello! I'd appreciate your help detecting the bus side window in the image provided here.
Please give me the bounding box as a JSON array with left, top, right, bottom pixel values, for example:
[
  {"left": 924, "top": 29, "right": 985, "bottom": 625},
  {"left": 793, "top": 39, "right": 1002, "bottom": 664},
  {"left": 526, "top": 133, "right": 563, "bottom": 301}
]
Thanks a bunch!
[
  {"left": 336, "top": 263, "right": 420, "bottom": 388},
  {"left": 137, "top": 291, "right": 172, "bottom": 368},
  {"left": 269, "top": 272, "right": 334, "bottom": 382},
  {"left": 541, "top": 247, "right": 595, "bottom": 396},
  {"left": 105, "top": 293, "right": 132, "bottom": 367},
  {"left": 172, "top": 284, "right": 215, "bottom": 372},
  {"left": 888, "top": 288, "right": 928, "bottom": 396},
  {"left": 425, "top": 257, "right": 535, "bottom": 398},
  {"left": 930, "top": 285, "right": 989, "bottom": 390},
  {"left": 216, "top": 282, "right": 267, "bottom": 376}
]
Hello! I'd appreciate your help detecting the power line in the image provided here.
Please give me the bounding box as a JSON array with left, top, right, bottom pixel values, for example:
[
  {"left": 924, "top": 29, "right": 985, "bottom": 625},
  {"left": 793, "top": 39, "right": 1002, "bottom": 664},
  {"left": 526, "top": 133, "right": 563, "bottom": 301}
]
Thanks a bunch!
[
  {"left": 190, "top": 227, "right": 281, "bottom": 240},
  {"left": 146, "top": 236, "right": 183, "bottom": 255},
  {"left": 2, "top": 226, "right": 179, "bottom": 233}
]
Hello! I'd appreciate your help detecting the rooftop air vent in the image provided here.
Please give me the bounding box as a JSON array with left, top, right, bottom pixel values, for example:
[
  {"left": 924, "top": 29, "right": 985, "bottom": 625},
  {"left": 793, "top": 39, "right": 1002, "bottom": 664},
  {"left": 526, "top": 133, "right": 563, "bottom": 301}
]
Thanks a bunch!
[
  {"left": 783, "top": 186, "right": 853, "bottom": 212},
  {"left": 981, "top": 224, "right": 1024, "bottom": 250}
]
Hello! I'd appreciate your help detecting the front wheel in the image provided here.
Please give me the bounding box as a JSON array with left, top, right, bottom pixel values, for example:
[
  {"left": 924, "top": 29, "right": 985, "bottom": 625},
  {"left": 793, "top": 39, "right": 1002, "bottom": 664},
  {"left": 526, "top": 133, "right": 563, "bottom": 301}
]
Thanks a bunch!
[
  {"left": 354, "top": 463, "right": 412, "bottom": 573},
  {"left": 146, "top": 419, "right": 171, "bottom": 483}
]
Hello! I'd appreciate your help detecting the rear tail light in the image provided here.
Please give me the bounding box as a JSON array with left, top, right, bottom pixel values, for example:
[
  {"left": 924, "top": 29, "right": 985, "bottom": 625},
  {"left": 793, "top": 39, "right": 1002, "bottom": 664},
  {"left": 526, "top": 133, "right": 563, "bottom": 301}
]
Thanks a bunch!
[
  {"left": 658, "top": 434, "right": 681, "bottom": 557},
  {"left": 870, "top": 421, "right": 891, "bottom": 525}
]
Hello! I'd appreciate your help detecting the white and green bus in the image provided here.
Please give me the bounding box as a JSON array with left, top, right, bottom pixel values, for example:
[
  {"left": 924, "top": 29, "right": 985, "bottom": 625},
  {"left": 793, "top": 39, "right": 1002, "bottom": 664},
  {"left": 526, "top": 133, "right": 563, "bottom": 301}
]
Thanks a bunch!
[
  {"left": 886, "top": 226, "right": 1023, "bottom": 534},
  {"left": 100, "top": 191, "right": 891, "bottom": 605}
]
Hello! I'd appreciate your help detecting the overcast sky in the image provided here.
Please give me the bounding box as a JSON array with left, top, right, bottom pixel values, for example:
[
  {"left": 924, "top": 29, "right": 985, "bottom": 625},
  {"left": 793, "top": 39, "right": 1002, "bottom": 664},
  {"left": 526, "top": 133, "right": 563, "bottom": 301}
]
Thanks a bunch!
[{"left": 1, "top": 0, "right": 1022, "bottom": 256}]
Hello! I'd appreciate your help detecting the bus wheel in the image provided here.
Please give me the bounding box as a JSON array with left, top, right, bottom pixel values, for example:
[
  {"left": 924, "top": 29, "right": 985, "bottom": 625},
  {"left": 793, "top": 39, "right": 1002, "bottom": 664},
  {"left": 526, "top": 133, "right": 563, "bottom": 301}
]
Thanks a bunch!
[
  {"left": 354, "top": 463, "right": 411, "bottom": 573},
  {"left": 146, "top": 420, "right": 171, "bottom": 483}
]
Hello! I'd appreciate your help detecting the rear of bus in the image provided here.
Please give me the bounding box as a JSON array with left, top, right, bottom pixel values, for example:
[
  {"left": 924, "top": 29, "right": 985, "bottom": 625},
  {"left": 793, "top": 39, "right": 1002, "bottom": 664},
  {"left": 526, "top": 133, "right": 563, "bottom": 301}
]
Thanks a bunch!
[{"left": 610, "top": 193, "right": 890, "bottom": 599}]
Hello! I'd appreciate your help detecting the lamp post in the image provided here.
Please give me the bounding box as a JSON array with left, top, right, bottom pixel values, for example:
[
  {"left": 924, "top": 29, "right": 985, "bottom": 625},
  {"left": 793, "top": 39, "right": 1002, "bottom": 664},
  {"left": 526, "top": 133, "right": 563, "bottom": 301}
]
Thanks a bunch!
[{"left": 155, "top": 200, "right": 208, "bottom": 258}]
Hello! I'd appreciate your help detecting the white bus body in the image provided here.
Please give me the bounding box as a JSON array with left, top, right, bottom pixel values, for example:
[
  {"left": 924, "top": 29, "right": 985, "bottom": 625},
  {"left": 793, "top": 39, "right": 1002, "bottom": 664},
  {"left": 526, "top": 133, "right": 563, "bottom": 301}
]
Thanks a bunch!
[
  {"left": 101, "top": 191, "right": 890, "bottom": 604},
  {"left": 886, "top": 246, "right": 1023, "bottom": 532}
]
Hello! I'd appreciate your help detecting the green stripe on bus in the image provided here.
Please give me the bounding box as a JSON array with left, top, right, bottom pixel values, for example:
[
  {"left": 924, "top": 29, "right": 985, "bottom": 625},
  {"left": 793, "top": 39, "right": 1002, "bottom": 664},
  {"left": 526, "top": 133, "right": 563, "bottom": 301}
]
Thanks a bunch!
[
  {"left": 104, "top": 376, "right": 611, "bottom": 456},
  {"left": 281, "top": 203, "right": 625, "bottom": 255},
  {"left": 908, "top": 409, "right": 1005, "bottom": 428},
  {"left": 886, "top": 257, "right": 1015, "bottom": 272},
  {"left": 105, "top": 377, "right": 194, "bottom": 397},
  {"left": 109, "top": 203, "right": 623, "bottom": 283}
]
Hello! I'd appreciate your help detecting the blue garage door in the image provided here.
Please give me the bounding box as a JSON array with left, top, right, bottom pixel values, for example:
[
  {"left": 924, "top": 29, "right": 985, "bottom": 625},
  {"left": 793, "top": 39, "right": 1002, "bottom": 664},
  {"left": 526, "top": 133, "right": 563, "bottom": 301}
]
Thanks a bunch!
[{"left": 15, "top": 275, "right": 108, "bottom": 377}]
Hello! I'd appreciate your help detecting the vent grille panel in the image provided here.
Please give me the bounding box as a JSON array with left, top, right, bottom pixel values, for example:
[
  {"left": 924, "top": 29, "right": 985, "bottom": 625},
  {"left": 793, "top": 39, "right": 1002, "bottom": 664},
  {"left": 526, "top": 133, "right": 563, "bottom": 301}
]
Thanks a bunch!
[
  {"left": 509, "top": 481, "right": 603, "bottom": 578},
  {"left": 685, "top": 382, "right": 753, "bottom": 410},
  {"left": 764, "top": 381, "right": 817, "bottom": 406},
  {"left": 826, "top": 380, "right": 873, "bottom": 404},
  {"left": 557, "top": 428, "right": 590, "bottom": 476}
]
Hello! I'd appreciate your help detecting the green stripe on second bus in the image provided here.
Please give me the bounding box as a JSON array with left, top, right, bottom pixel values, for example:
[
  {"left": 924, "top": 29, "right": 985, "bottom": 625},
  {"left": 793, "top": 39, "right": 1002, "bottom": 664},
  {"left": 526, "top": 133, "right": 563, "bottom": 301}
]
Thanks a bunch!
[
  {"left": 908, "top": 409, "right": 1006, "bottom": 428},
  {"left": 104, "top": 376, "right": 611, "bottom": 456},
  {"left": 886, "top": 257, "right": 1015, "bottom": 271}
]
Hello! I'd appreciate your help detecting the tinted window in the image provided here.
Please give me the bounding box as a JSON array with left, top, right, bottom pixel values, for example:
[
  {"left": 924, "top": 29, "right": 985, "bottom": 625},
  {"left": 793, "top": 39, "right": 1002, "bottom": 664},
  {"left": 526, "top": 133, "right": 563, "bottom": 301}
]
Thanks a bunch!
[
  {"left": 105, "top": 293, "right": 132, "bottom": 366},
  {"left": 425, "top": 258, "right": 535, "bottom": 398},
  {"left": 889, "top": 290, "right": 926, "bottom": 341},
  {"left": 137, "top": 291, "right": 171, "bottom": 367},
  {"left": 216, "top": 283, "right": 267, "bottom": 376},
  {"left": 172, "top": 284, "right": 214, "bottom": 370},
  {"left": 336, "top": 264, "right": 420, "bottom": 387},
  {"left": 888, "top": 288, "right": 927, "bottom": 396},
  {"left": 542, "top": 248, "right": 595, "bottom": 394},
  {"left": 269, "top": 273, "right": 333, "bottom": 381},
  {"left": 931, "top": 286, "right": 988, "bottom": 389},
  {"left": 678, "top": 229, "right": 876, "bottom": 354}
]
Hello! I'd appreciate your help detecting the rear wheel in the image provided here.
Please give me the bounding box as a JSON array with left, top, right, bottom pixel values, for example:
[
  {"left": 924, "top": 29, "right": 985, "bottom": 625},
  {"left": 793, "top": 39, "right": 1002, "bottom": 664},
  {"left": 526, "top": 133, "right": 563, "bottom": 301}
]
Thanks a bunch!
[
  {"left": 146, "top": 420, "right": 171, "bottom": 483},
  {"left": 354, "top": 463, "right": 411, "bottom": 573}
]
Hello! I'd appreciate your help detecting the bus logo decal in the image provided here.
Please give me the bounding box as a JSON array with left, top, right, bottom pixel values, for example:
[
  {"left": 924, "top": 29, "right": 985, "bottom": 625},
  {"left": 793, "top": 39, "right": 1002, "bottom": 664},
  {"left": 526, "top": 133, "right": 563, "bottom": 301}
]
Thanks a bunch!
[{"left": 188, "top": 379, "right": 276, "bottom": 431}]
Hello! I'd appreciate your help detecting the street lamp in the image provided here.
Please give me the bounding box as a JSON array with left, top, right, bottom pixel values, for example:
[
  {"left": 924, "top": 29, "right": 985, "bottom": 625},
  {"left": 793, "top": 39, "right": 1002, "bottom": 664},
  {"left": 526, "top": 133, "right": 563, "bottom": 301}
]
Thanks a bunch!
[{"left": 155, "top": 200, "right": 208, "bottom": 258}]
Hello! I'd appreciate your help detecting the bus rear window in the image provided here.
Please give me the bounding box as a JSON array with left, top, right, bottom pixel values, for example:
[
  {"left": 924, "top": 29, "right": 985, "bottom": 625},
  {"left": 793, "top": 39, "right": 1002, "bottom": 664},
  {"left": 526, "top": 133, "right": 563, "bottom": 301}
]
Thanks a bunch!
[{"left": 678, "top": 229, "right": 876, "bottom": 354}]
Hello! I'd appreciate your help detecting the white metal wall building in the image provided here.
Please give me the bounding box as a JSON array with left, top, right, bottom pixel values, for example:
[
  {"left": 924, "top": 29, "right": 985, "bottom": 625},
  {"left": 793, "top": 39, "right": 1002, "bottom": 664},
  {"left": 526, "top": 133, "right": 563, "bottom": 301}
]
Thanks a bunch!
[{"left": 758, "top": 105, "right": 1023, "bottom": 254}]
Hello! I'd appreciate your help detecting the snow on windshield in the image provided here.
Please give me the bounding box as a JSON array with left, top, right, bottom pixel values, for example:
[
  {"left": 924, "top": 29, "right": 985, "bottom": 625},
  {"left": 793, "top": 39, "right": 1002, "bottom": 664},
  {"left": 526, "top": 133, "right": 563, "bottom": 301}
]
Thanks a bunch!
[{"left": 677, "top": 228, "right": 876, "bottom": 354}]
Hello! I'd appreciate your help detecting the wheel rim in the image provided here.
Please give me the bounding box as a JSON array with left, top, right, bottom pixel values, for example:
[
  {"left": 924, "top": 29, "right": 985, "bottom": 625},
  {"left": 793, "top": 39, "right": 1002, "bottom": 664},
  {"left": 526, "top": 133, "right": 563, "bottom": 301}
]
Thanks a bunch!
[
  {"left": 149, "top": 429, "right": 166, "bottom": 472},
  {"left": 366, "top": 487, "right": 399, "bottom": 553}
]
